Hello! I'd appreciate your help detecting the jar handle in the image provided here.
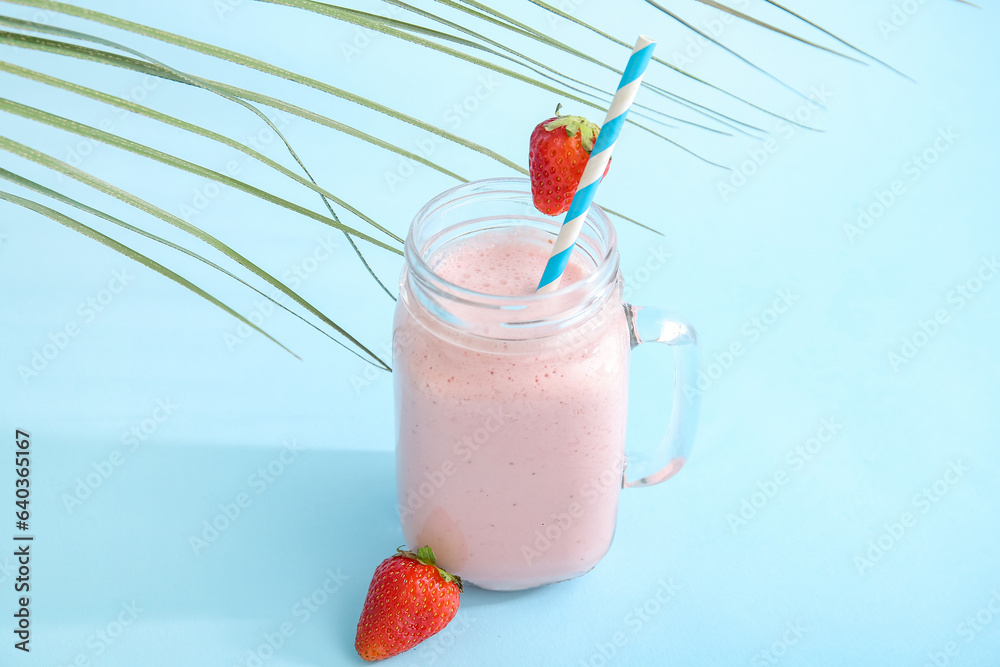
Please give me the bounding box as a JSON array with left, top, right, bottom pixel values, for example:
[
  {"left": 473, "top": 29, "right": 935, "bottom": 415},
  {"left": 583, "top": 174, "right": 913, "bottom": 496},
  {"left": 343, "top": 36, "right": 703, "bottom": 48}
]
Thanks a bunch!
[{"left": 623, "top": 304, "right": 701, "bottom": 488}]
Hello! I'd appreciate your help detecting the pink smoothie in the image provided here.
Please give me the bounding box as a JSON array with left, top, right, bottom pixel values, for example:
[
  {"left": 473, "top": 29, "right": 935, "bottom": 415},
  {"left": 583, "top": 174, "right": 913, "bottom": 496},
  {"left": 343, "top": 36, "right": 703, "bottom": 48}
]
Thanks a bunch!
[{"left": 394, "top": 227, "right": 630, "bottom": 590}]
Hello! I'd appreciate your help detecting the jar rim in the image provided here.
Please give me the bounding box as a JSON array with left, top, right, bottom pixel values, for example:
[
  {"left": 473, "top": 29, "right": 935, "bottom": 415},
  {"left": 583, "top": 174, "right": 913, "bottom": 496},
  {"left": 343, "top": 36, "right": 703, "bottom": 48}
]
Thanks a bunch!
[{"left": 405, "top": 177, "right": 619, "bottom": 308}]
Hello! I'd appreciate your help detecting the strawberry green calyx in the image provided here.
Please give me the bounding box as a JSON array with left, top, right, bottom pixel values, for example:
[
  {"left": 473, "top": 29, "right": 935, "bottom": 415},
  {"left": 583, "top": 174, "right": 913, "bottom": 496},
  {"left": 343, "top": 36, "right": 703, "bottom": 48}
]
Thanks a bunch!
[
  {"left": 544, "top": 104, "right": 601, "bottom": 153},
  {"left": 398, "top": 546, "right": 464, "bottom": 592}
]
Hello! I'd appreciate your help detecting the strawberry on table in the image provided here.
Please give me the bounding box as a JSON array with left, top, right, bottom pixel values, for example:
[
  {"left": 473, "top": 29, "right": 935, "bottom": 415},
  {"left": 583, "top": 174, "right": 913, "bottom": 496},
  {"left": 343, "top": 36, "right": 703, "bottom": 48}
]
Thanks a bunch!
[
  {"left": 528, "top": 104, "right": 610, "bottom": 216},
  {"left": 355, "top": 546, "right": 463, "bottom": 662}
]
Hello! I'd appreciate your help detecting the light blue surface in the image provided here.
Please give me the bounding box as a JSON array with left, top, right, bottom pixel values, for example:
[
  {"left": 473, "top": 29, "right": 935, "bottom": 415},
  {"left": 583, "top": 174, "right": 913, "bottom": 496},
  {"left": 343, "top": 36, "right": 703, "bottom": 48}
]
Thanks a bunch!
[{"left": 1, "top": 1, "right": 998, "bottom": 665}]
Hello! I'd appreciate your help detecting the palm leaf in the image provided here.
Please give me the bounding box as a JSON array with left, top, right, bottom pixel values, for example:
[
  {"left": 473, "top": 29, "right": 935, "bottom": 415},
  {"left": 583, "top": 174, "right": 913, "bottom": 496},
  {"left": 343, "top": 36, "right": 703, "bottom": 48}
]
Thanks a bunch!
[
  {"left": 0, "top": 30, "right": 465, "bottom": 193},
  {"left": 0, "top": 189, "right": 301, "bottom": 358},
  {"left": 0, "top": 57, "right": 408, "bottom": 301},
  {"left": 0, "top": 135, "right": 390, "bottom": 369},
  {"left": 379, "top": 0, "right": 735, "bottom": 137},
  {"left": 684, "top": 0, "right": 865, "bottom": 62},
  {"left": 755, "top": 0, "right": 910, "bottom": 79},
  {"left": 256, "top": 0, "right": 728, "bottom": 166},
  {"left": 0, "top": 0, "right": 923, "bottom": 362},
  {"left": 510, "top": 0, "right": 805, "bottom": 129},
  {"left": 1, "top": 29, "right": 660, "bottom": 235},
  {"left": 644, "top": 0, "right": 829, "bottom": 106},
  {"left": 0, "top": 97, "right": 401, "bottom": 253},
  {"left": 1, "top": 4, "right": 733, "bottom": 218},
  {"left": 0, "top": 62, "right": 425, "bottom": 213},
  {"left": 0, "top": 17, "right": 443, "bottom": 238},
  {"left": 0, "top": 0, "right": 523, "bottom": 173},
  {"left": 0, "top": 16, "right": 412, "bottom": 299},
  {"left": 0, "top": 16, "right": 409, "bottom": 301},
  {"left": 0, "top": 167, "right": 364, "bottom": 352},
  {"left": 415, "top": 0, "right": 764, "bottom": 134}
]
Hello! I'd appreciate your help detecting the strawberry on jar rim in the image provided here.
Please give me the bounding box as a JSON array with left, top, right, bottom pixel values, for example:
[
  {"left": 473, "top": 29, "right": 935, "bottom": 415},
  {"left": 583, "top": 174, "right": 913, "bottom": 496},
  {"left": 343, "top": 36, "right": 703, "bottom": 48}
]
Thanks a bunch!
[
  {"left": 528, "top": 104, "right": 610, "bottom": 216},
  {"left": 355, "top": 546, "right": 463, "bottom": 662}
]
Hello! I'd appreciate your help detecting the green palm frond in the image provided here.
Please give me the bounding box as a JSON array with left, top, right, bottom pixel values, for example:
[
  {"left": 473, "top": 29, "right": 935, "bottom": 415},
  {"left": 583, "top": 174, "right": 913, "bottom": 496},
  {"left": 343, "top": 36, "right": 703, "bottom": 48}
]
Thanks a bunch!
[
  {"left": 0, "top": 97, "right": 402, "bottom": 252},
  {"left": 0, "top": 15, "right": 411, "bottom": 304},
  {"left": 0, "top": 0, "right": 943, "bottom": 365},
  {"left": 0, "top": 1, "right": 522, "bottom": 170},
  {"left": 520, "top": 0, "right": 804, "bottom": 127},
  {"left": 0, "top": 189, "right": 302, "bottom": 358},
  {"left": 0, "top": 30, "right": 468, "bottom": 190},
  {"left": 0, "top": 168, "right": 364, "bottom": 355},
  {"left": 0, "top": 135, "right": 391, "bottom": 368},
  {"left": 258, "top": 0, "right": 728, "bottom": 166},
  {"left": 383, "top": 0, "right": 735, "bottom": 136},
  {"left": 753, "top": 0, "right": 909, "bottom": 78},
  {"left": 644, "top": 0, "right": 824, "bottom": 105},
  {"left": 0, "top": 61, "right": 434, "bottom": 220},
  {"left": 683, "top": 0, "right": 864, "bottom": 61}
]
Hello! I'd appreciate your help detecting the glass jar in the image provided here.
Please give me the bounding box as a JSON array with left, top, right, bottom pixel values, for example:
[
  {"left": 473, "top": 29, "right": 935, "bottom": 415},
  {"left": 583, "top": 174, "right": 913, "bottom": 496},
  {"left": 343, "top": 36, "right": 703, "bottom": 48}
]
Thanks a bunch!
[{"left": 393, "top": 178, "right": 699, "bottom": 590}]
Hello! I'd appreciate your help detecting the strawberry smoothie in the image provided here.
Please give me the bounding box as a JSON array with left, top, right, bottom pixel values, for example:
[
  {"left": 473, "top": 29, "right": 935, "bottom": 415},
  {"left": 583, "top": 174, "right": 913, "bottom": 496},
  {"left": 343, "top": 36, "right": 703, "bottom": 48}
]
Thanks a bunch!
[{"left": 394, "top": 227, "right": 631, "bottom": 590}]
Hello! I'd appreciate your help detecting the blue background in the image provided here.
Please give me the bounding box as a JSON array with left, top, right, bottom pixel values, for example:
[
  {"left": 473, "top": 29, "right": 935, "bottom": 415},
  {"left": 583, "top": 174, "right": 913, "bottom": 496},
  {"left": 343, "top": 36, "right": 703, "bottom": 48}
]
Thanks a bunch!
[{"left": 1, "top": 0, "right": 998, "bottom": 665}]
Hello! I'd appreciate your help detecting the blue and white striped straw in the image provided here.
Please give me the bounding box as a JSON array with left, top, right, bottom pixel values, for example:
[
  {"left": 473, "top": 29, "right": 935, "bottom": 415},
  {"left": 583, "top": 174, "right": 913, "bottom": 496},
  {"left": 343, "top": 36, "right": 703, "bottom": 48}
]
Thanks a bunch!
[{"left": 537, "top": 35, "right": 656, "bottom": 293}]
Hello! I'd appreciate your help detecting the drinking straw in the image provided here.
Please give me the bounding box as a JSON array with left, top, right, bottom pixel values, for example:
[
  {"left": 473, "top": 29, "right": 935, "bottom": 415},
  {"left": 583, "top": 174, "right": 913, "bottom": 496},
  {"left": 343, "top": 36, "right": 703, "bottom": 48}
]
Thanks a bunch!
[{"left": 537, "top": 35, "right": 656, "bottom": 293}]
